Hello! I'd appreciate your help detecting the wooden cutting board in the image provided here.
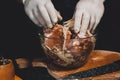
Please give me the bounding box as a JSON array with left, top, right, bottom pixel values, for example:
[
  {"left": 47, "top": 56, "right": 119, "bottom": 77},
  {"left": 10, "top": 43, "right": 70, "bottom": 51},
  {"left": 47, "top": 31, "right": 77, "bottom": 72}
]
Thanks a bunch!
[
  {"left": 15, "top": 75, "right": 22, "bottom": 80},
  {"left": 16, "top": 50, "right": 120, "bottom": 79},
  {"left": 32, "top": 50, "right": 120, "bottom": 79}
]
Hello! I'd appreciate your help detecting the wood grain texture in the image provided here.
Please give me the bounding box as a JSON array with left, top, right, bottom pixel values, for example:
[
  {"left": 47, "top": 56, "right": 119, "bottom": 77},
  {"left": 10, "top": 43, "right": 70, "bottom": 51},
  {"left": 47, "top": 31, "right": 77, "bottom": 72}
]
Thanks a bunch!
[
  {"left": 48, "top": 50, "right": 120, "bottom": 79},
  {"left": 16, "top": 50, "right": 120, "bottom": 79}
]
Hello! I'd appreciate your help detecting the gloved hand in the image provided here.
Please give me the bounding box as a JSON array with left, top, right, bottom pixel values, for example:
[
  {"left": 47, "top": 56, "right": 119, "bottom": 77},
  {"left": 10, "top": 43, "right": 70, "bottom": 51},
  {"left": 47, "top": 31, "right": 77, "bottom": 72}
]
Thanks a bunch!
[
  {"left": 23, "top": 0, "right": 62, "bottom": 28},
  {"left": 73, "top": 0, "right": 105, "bottom": 37}
]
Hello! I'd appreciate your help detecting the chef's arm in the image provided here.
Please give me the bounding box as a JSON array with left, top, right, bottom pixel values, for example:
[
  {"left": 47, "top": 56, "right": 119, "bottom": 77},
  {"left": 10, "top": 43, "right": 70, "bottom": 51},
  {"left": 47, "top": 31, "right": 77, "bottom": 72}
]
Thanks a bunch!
[
  {"left": 73, "top": 0, "right": 105, "bottom": 37},
  {"left": 17, "top": 0, "right": 62, "bottom": 28}
]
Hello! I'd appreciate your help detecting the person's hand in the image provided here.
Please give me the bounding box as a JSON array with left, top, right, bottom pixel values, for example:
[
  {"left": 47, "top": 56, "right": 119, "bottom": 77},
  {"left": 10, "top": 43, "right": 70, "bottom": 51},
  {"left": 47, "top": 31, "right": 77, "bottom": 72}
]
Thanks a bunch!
[
  {"left": 23, "top": 0, "right": 62, "bottom": 28},
  {"left": 73, "top": 0, "right": 105, "bottom": 37}
]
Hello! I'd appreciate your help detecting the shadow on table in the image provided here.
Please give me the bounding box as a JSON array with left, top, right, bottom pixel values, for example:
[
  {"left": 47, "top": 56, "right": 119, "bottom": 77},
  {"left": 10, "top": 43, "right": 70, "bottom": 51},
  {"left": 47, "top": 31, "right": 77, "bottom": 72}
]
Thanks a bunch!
[{"left": 15, "top": 67, "right": 56, "bottom": 80}]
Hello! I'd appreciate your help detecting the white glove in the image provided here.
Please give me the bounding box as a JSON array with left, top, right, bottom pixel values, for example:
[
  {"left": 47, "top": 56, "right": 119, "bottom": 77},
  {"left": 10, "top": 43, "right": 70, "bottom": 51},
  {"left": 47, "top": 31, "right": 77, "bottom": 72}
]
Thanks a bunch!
[
  {"left": 73, "top": 0, "right": 105, "bottom": 37},
  {"left": 23, "top": 0, "right": 62, "bottom": 28}
]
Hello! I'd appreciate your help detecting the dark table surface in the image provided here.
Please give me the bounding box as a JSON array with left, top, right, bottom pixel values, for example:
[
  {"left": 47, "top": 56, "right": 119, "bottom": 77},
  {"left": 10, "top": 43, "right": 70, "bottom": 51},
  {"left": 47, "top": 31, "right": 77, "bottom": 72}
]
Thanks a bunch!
[{"left": 15, "top": 67, "right": 56, "bottom": 80}]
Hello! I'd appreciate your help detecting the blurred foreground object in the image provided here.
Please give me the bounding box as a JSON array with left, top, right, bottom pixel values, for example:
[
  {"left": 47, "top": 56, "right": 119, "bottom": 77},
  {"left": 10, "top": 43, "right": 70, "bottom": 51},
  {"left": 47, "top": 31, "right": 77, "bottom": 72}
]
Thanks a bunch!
[{"left": 0, "top": 58, "right": 15, "bottom": 80}]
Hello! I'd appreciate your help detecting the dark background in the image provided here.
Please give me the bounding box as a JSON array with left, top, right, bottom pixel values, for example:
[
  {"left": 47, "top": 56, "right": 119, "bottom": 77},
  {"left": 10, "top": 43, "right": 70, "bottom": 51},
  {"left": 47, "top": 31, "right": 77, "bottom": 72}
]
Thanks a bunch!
[
  {"left": 0, "top": 0, "right": 120, "bottom": 59},
  {"left": 0, "top": 0, "right": 120, "bottom": 80}
]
